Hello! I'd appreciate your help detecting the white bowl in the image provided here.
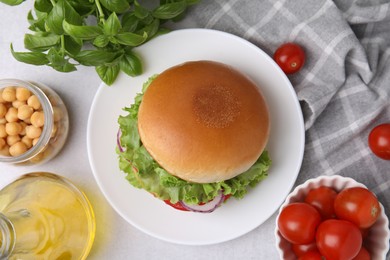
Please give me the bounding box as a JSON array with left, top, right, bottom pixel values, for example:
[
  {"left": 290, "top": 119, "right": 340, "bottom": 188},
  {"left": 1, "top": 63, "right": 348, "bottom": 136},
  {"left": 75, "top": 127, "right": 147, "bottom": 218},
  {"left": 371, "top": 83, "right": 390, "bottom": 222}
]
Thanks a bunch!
[{"left": 275, "top": 175, "right": 390, "bottom": 260}]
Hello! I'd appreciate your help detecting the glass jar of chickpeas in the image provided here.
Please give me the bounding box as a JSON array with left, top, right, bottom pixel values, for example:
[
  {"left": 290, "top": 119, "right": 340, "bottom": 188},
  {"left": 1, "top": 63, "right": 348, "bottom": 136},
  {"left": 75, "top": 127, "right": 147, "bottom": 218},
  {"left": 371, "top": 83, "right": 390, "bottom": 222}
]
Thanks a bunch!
[{"left": 0, "top": 79, "right": 69, "bottom": 165}]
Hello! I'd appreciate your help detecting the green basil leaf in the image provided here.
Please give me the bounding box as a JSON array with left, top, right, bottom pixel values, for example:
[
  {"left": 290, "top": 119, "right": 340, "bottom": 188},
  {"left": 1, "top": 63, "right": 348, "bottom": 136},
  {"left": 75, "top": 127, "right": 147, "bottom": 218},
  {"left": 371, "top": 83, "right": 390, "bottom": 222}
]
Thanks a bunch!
[
  {"left": 47, "top": 47, "right": 64, "bottom": 64},
  {"left": 62, "top": 0, "right": 83, "bottom": 25},
  {"left": 93, "top": 35, "right": 110, "bottom": 48},
  {"left": 63, "top": 35, "right": 82, "bottom": 55},
  {"left": 63, "top": 20, "right": 103, "bottom": 40},
  {"left": 34, "top": 0, "right": 52, "bottom": 13},
  {"left": 75, "top": 50, "right": 118, "bottom": 66},
  {"left": 121, "top": 12, "right": 140, "bottom": 32},
  {"left": 120, "top": 52, "right": 142, "bottom": 76},
  {"left": 115, "top": 32, "right": 147, "bottom": 46},
  {"left": 24, "top": 33, "right": 60, "bottom": 51},
  {"left": 51, "top": 62, "right": 77, "bottom": 72},
  {"left": 10, "top": 44, "right": 49, "bottom": 65},
  {"left": 67, "top": 0, "right": 95, "bottom": 16},
  {"left": 134, "top": 0, "right": 150, "bottom": 19},
  {"left": 99, "top": 0, "right": 129, "bottom": 13},
  {"left": 46, "top": 0, "right": 82, "bottom": 35},
  {"left": 47, "top": 48, "right": 77, "bottom": 72},
  {"left": 152, "top": 1, "right": 186, "bottom": 19},
  {"left": 138, "top": 18, "right": 159, "bottom": 40},
  {"left": 96, "top": 64, "right": 120, "bottom": 85},
  {"left": 185, "top": 0, "right": 200, "bottom": 5},
  {"left": 27, "top": 10, "right": 47, "bottom": 32},
  {"left": 0, "top": 0, "right": 24, "bottom": 6},
  {"left": 154, "top": 27, "right": 170, "bottom": 38},
  {"left": 46, "top": 1, "right": 66, "bottom": 34},
  {"left": 104, "top": 12, "right": 121, "bottom": 36}
]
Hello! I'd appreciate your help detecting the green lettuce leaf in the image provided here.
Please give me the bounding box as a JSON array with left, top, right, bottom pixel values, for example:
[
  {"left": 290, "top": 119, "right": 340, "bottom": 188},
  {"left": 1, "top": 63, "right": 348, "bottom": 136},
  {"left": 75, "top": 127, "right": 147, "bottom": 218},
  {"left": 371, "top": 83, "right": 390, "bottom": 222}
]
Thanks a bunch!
[{"left": 117, "top": 76, "right": 271, "bottom": 205}]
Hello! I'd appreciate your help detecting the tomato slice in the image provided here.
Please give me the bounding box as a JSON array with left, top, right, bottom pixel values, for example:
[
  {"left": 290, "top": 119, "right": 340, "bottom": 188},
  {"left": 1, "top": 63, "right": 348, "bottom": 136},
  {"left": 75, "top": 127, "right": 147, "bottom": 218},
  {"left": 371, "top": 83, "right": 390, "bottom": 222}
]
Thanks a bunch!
[
  {"left": 163, "top": 200, "right": 189, "bottom": 211},
  {"left": 164, "top": 194, "right": 231, "bottom": 211}
]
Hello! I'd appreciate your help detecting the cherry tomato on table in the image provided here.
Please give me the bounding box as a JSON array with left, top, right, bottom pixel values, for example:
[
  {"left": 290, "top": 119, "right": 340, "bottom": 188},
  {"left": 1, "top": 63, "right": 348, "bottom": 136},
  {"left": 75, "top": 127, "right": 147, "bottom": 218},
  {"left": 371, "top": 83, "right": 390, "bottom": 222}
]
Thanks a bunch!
[
  {"left": 334, "top": 187, "right": 380, "bottom": 229},
  {"left": 368, "top": 123, "right": 390, "bottom": 160},
  {"left": 274, "top": 42, "right": 305, "bottom": 74},
  {"left": 316, "top": 219, "right": 362, "bottom": 260},
  {"left": 304, "top": 186, "right": 337, "bottom": 220},
  {"left": 277, "top": 202, "right": 321, "bottom": 244}
]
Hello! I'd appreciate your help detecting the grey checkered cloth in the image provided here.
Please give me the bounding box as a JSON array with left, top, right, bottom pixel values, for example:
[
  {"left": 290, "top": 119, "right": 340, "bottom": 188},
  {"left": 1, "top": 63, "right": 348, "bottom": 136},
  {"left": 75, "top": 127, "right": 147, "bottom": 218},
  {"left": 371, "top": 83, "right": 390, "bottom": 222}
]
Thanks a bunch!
[{"left": 179, "top": 0, "right": 390, "bottom": 226}]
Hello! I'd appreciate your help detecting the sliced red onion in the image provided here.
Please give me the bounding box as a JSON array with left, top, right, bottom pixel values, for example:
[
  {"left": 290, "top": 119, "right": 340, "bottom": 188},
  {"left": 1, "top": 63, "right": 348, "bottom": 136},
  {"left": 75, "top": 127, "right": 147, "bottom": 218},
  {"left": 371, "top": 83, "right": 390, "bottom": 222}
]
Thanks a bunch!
[
  {"left": 117, "top": 128, "right": 125, "bottom": 153},
  {"left": 180, "top": 191, "right": 225, "bottom": 213}
]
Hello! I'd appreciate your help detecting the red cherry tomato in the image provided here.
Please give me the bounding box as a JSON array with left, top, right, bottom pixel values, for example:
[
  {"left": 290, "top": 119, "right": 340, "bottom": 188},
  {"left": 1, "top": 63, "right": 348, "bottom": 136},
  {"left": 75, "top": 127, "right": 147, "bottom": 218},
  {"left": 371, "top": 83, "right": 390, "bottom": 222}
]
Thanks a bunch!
[
  {"left": 368, "top": 123, "right": 390, "bottom": 160},
  {"left": 360, "top": 227, "right": 370, "bottom": 239},
  {"left": 292, "top": 242, "right": 318, "bottom": 257},
  {"left": 298, "top": 250, "right": 323, "bottom": 260},
  {"left": 334, "top": 187, "right": 381, "bottom": 229},
  {"left": 304, "top": 186, "right": 338, "bottom": 220},
  {"left": 316, "top": 219, "right": 362, "bottom": 260},
  {"left": 277, "top": 202, "right": 321, "bottom": 244},
  {"left": 274, "top": 42, "right": 305, "bottom": 74},
  {"left": 163, "top": 200, "right": 189, "bottom": 211},
  {"left": 352, "top": 246, "right": 371, "bottom": 260}
]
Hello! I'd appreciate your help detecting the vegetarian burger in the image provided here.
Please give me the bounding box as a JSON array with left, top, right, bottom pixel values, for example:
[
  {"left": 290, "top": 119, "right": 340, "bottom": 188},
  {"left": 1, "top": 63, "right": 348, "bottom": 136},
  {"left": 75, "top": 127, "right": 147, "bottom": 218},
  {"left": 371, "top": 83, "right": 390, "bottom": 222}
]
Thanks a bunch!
[{"left": 117, "top": 60, "right": 271, "bottom": 212}]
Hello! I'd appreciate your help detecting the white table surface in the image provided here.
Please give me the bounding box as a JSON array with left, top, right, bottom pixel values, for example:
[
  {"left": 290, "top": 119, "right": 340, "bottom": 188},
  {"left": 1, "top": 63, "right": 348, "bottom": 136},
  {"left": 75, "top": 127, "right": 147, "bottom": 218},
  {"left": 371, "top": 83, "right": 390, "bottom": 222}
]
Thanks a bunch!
[{"left": 0, "top": 2, "right": 281, "bottom": 259}]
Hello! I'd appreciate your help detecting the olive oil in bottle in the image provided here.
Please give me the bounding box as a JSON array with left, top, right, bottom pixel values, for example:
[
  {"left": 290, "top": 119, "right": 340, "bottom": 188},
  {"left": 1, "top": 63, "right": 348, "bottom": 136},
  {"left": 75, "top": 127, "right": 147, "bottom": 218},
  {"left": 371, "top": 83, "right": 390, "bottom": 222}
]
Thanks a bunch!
[{"left": 0, "top": 172, "right": 95, "bottom": 260}]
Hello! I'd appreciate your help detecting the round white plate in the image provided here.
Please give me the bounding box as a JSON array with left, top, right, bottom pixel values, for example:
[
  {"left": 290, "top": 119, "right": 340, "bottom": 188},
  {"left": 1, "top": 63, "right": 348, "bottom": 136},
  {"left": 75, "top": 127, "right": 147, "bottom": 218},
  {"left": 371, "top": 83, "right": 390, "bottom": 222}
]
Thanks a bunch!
[{"left": 87, "top": 29, "right": 305, "bottom": 245}]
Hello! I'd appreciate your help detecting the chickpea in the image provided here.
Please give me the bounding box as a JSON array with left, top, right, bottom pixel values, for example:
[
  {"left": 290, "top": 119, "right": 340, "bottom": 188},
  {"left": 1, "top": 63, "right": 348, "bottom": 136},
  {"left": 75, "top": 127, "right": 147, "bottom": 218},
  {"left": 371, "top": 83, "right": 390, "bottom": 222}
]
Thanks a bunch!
[
  {"left": 7, "top": 135, "right": 21, "bottom": 146},
  {"left": 0, "top": 103, "right": 6, "bottom": 118},
  {"left": 16, "top": 87, "right": 31, "bottom": 101},
  {"left": 0, "top": 118, "right": 6, "bottom": 124},
  {"left": 5, "top": 107, "right": 18, "bottom": 122},
  {"left": 17, "top": 105, "right": 34, "bottom": 120},
  {"left": 27, "top": 95, "right": 41, "bottom": 110},
  {"left": 0, "top": 124, "right": 6, "bottom": 138},
  {"left": 51, "top": 123, "right": 58, "bottom": 138},
  {"left": 29, "top": 151, "right": 44, "bottom": 163},
  {"left": 53, "top": 107, "right": 62, "bottom": 122},
  {"left": 0, "top": 144, "right": 10, "bottom": 156},
  {"left": 19, "top": 122, "right": 27, "bottom": 136},
  {"left": 49, "top": 96, "right": 59, "bottom": 106},
  {"left": 2, "top": 87, "right": 16, "bottom": 102},
  {"left": 21, "top": 135, "right": 33, "bottom": 148},
  {"left": 43, "top": 145, "right": 53, "bottom": 157},
  {"left": 9, "top": 141, "right": 28, "bottom": 157},
  {"left": 0, "top": 138, "right": 5, "bottom": 150},
  {"left": 0, "top": 90, "right": 4, "bottom": 103},
  {"left": 32, "top": 137, "right": 40, "bottom": 146},
  {"left": 24, "top": 117, "right": 31, "bottom": 124},
  {"left": 5, "top": 122, "right": 22, "bottom": 136},
  {"left": 30, "top": 111, "right": 45, "bottom": 128},
  {"left": 25, "top": 125, "right": 42, "bottom": 139},
  {"left": 12, "top": 100, "right": 27, "bottom": 109}
]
